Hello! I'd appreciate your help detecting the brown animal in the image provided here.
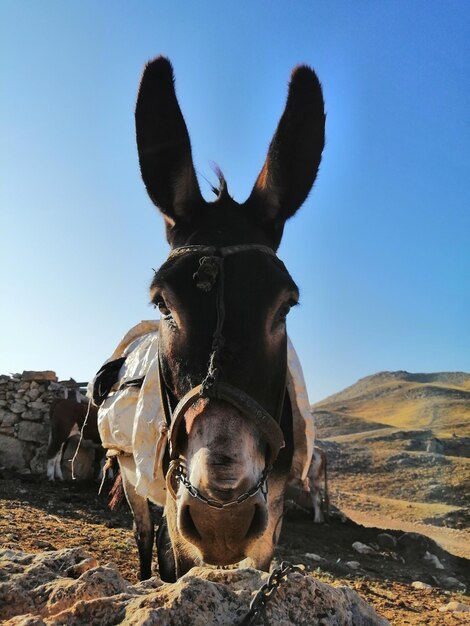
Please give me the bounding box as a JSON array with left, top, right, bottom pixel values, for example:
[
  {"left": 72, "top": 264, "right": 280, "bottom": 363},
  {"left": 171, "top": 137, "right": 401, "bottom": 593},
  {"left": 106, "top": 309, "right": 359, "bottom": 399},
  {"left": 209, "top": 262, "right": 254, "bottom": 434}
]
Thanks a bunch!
[
  {"left": 285, "top": 445, "right": 330, "bottom": 522},
  {"left": 115, "top": 55, "right": 325, "bottom": 581},
  {"left": 47, "top": 399, "right": 101, "bottom": 480},
  {"left": 307, "top": 446, "right": 330, "bottom": 522}
]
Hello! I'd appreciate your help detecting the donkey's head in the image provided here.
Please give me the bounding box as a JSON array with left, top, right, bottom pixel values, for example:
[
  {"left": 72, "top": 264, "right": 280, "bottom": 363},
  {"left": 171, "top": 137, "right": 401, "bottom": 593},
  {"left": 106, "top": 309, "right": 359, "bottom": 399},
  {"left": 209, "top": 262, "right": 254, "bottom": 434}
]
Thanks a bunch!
[{"left": 136, "top": 57, "right": 324, "bottom": 568}]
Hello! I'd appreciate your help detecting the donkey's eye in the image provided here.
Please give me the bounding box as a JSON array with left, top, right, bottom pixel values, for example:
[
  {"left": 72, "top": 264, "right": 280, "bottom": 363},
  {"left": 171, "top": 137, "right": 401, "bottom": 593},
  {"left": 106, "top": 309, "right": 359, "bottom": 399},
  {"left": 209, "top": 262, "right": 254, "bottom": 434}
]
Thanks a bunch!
[
  {"left": 154, "top": 298, "right": 171, "bottom": 317},
  {"left": 276, "top": 298, "right": 298, "bottom": 324}
]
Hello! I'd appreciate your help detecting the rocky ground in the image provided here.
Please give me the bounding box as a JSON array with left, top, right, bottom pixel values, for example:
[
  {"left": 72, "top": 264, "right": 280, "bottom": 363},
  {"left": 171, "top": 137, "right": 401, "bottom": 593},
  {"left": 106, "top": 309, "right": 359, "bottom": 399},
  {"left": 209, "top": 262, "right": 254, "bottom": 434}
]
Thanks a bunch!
[{"left": 1, "top": 472, "right": 469, "bottom": 624}]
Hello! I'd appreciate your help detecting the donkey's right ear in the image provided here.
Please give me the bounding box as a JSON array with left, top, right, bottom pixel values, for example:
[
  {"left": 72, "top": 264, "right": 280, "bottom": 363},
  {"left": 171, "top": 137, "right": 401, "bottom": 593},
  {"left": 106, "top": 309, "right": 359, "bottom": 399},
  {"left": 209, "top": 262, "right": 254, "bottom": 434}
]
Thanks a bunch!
[
  {"left": 244, "top": 65, "right": 325, "bottom": 248},
  {"left": 135, "top": 57, "right": 205, "bottom": 227}
]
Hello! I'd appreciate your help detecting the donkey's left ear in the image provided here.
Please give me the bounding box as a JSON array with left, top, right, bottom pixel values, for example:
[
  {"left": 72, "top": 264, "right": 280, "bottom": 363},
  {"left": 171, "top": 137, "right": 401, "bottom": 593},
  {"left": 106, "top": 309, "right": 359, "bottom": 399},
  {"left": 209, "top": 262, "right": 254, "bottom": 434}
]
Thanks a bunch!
[
  {"left": 245, "top": 66, "right": 325, "bottom": 240},
  {"left": 135, "top": 56, "right": 204, "bottom": 228}
]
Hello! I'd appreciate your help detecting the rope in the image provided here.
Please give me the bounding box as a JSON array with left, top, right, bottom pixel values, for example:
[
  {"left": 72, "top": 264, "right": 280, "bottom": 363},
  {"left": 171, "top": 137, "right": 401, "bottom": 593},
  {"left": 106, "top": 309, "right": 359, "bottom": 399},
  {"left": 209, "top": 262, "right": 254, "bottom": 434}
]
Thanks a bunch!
[
  {"left": 98, "top": 455, "right": 113, "bottom": 494},
  {"left": 199, "top": 256, "right": 226, "bottom": 394}
]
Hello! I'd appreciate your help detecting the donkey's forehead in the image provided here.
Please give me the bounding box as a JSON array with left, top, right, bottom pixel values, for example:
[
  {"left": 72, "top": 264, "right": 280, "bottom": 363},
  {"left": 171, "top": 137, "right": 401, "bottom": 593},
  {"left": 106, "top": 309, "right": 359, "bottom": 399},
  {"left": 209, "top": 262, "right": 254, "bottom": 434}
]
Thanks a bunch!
[
  {"left": 166, "top": 198, "right": 276, "bottom": 249},
  {"left": 150, "top": 249, "right": 298, "bottom": 299}
]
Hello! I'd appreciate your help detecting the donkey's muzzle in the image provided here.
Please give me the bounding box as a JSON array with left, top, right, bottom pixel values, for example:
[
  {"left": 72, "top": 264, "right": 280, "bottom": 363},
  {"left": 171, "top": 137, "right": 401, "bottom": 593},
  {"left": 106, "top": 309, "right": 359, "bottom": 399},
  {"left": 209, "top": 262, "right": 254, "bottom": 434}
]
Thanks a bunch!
[{"left": 178, "top": 491, "right": 268, "bottom": 565}]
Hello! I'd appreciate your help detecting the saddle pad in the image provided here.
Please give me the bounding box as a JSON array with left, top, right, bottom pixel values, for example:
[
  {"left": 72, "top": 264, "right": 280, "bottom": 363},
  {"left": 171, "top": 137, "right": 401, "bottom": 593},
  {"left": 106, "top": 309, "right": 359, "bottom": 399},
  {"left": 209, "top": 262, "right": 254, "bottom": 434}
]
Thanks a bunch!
[{"left": 89, "top": 320, "right": 314, "bottom": 506}]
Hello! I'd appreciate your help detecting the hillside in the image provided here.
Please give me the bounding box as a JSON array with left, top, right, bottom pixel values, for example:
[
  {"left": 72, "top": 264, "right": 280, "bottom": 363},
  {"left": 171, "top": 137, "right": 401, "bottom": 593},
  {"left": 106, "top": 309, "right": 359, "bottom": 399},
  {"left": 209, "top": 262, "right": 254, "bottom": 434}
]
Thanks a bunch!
[
  {"left": 312, "top": 371, "right": 470, "bottom": 544},
  {"left": 313, "top": 370, "right": 470, "bottom": 437}
]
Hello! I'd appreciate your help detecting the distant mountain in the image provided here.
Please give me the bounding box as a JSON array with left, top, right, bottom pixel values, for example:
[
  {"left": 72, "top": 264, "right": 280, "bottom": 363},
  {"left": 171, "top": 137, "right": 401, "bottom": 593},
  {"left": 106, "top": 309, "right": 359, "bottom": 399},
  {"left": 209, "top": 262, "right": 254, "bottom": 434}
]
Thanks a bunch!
[
  {"left": 313, "top": 371, "right": 470, "bottom": 437},
  {"left": 312, "top": 372, "right": 470, "bottom": 531}
]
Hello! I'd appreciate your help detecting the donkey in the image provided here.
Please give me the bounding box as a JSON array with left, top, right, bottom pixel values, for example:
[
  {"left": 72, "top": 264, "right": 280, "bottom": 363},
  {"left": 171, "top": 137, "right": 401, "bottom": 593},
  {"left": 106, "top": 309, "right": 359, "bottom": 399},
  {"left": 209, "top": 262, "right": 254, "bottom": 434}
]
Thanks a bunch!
[
  {"left": 47, "top": 399, "right": 101, "bottom": 480},
  {"left": 285, "top": 446, "right": 330, "bottom": 522},
  {"left": 117, "top": 56, "right": 325, "bottom": 581}
]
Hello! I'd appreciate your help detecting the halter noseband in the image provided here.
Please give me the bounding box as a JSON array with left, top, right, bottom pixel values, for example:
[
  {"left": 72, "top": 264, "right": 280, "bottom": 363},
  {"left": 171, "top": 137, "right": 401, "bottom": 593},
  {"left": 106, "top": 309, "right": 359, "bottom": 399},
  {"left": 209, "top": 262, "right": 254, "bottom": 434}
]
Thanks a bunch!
[{"left": 158, "top": 244, "right": 287, "bottom": 504}]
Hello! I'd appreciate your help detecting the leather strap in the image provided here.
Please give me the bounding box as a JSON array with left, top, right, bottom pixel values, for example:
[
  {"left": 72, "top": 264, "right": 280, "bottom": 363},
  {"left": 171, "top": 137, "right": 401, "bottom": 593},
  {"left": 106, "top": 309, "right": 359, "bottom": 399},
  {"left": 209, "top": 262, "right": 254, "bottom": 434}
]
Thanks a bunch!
[{"left": 168, "top": 243, "right": 276, "bottom": 261}]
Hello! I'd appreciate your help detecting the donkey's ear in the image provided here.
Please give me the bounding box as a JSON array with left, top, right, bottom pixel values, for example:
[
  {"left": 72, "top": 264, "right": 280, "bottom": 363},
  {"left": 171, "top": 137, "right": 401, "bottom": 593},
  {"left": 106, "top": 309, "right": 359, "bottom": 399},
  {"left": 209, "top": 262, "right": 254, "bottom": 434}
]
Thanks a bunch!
[
  {"left": 245, "top": 66, "right": 325, "bottom": 238},
  {"left": 135, "top": 57, "right": 204, "bottom": 226}
]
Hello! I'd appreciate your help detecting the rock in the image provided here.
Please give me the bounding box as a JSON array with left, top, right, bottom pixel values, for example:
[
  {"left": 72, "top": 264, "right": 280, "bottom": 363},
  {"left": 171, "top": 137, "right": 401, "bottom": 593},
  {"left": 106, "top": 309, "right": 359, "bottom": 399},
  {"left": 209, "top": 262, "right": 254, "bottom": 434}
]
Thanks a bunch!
[
  {"left": 346, "top": 561, "right": 361, "bottom": 570},
  {"left": 64, "top": 557, "right": 98, "bottom": 578},
  {"left": 352, "top": 541, "right": 377, "bottom": 555},
  {"left": 439, "top": 576, "right": 466, "bottom": 591},
  {"left": 28, "top": 401, "right": 50, "bottom": 412},
  {"left": 397, "top": 532, "right": 440, "bottom": 561},
  {"left": 0, "top": 426, "right": 15, "bottom": 436},
  {"left": 423, "top": 551, "right": 445, "bottom": 570},
  {"left": 0, "top": 410, "right": 20, "bottom": 427},
  {"left": 0, "top": 549, "right": 390, "bottom": 625},
  {"left": 25, "top": 388, "right": 41, "bottom": 401},
  {"left": 48, "top": 382, "right": 63, "bottom": 392},
  {"left": 9, "top": 403, "right": 26, "bottom": 414},
  {"left": 20, "top": 409, "right": 43, "bottom": 422},
  {"left": 304, "top": 553, "right": 325, "bottom": 562},
  {"left": 21, "top": 371, "right": 57, "bottom": 382},
  {"left": 17, "top": 421, "right": 49, "bottom": 444},
  {"left": 377, "top": 533, "right": 397, "bottom": 549},
  {"left": 439, "top": 601, "right": 470, "bottom": 613},
  {"left": 411, "top": 581, "right": 432, "bottom": 590},
  {"left": 0, "top": 434, "right": 27, "bottom": 470}
]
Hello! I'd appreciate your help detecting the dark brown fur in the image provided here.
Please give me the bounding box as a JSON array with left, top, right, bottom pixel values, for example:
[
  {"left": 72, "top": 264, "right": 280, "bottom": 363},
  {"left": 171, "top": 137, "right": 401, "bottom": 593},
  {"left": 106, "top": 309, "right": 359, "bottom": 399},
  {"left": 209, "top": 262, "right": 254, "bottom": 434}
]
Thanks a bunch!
[{"left": 119, "top": 56, "right": 325, "bottom": 581}]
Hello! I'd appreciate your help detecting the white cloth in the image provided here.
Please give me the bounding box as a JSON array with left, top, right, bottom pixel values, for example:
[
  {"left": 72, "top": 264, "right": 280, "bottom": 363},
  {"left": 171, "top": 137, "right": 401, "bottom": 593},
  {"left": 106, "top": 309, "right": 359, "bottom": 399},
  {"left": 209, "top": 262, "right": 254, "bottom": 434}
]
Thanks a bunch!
[{"left": 89, "top": 321, "right": 314, "bottom": 505}]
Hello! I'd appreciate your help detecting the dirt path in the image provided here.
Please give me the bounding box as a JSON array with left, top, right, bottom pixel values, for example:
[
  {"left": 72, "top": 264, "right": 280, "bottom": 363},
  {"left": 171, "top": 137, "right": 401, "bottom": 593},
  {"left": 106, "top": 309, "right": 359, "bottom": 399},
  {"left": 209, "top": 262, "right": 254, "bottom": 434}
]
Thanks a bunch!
[{"left": 1, "top": 473, "right": 469, "bottom": 625}]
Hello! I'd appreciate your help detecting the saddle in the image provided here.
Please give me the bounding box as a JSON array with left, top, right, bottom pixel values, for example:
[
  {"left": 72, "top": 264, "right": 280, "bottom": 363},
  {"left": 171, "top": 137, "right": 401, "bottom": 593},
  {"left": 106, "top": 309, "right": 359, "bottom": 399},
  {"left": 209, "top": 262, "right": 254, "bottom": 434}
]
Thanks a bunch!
[{"left": 88, "top": 320, "right": 315, "bottom": 506}]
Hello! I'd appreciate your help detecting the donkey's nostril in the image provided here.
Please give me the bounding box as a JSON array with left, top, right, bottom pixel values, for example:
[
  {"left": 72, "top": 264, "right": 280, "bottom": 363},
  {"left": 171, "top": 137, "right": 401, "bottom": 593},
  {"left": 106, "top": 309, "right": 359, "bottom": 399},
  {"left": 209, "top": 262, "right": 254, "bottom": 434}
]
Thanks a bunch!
[
  {"left": 179, "top": 504, "right": 201, "bottom": 542},
  {"left": 246, "top": 504, "right": 268, "bottom": 541}
]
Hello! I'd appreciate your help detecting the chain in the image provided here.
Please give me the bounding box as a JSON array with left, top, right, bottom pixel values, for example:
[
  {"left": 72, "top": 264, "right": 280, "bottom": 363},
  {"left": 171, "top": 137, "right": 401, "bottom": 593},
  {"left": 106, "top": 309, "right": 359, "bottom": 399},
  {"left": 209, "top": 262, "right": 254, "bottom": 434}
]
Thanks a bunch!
[
  {"left": 239, "top": 561, "right": 305, "bottom": 626},
  {"left": 174, "top": 463, "right": 271, "bottom": 509}
]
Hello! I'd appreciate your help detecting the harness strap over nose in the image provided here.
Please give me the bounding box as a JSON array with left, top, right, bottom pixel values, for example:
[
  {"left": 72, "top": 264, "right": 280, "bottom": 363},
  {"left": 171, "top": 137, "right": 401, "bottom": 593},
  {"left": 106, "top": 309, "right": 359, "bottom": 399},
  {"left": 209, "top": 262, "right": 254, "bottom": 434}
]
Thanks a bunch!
[{"left": 167, "top": 382, "right": 285, "bottom": 466}]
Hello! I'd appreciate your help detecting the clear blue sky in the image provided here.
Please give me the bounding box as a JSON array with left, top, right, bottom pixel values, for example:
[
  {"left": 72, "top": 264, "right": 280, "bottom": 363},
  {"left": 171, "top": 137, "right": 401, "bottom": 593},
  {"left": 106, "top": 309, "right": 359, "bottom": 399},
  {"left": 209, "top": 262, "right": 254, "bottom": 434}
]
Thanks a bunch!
[{"left": 1, "top": 1, "right": 469, "bottom": 402}]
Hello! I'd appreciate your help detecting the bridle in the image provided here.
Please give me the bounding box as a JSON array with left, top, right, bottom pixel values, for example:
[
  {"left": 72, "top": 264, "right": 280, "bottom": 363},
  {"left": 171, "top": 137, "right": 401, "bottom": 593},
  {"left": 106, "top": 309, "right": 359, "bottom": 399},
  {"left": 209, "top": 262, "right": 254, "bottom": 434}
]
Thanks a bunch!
[{"left": 158, "top": 244, "right": 288, "bottom": 508}]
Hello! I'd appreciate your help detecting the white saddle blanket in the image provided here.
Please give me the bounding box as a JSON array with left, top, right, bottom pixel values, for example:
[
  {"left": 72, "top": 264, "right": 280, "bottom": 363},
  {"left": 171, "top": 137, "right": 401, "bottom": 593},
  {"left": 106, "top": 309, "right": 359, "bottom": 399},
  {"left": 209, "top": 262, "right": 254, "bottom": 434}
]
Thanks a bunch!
[{"left": 89, "top": 321, "right": 314, "bottom": 506}]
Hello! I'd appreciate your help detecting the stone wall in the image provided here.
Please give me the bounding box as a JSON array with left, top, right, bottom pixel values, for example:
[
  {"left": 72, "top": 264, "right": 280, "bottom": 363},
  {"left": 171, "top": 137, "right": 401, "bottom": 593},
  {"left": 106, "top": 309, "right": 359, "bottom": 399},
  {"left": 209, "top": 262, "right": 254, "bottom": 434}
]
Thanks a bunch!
[{"left": 0, "top": 371, "right": 83, "bottom": 475}]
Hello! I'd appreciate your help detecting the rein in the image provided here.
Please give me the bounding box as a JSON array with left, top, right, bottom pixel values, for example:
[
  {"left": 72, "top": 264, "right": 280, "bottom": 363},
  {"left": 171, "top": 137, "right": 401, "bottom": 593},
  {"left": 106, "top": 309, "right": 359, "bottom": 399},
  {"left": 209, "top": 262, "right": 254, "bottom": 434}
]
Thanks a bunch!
[{"left": 158, "top": 243, "right": 287, "bottom": 507}]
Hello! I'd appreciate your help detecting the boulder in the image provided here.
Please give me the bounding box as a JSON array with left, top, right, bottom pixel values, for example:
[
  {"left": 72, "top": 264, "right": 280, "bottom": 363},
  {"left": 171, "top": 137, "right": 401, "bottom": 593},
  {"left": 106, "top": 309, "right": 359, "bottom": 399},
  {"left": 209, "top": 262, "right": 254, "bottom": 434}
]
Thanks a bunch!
[
  {"left": 439, "top": 601, "right": 470, "bottom": 613},
  {"left": 0, "top": 410, "right": 20, "bottom": 427},
  {"left": 0, "top": 548, "right": 390, "bottom": 625},
  {"left": 9, "top": 403, "right": 26, "bottom": 414},
  {"left": 438, "top": 576, "right": 466, "bottom": 591},
  {"left": 423, "top": 551, "right": 444, "bottom": 570},
  {"left": 0, "top": 434, "right": 27, "bottom": 470},
  {"left": 17, "top": 421, "right": 49, "bottom": 444},
  {"left": 411, "top": 581, "right": 432, "bottom": 590},
  {"left": 25, "top": 388, "right": 41, "bottom": 401},
  {"left": 376, "top": 533, "right": 397, "bottom": 549},
  {"left": 352, "top": 542, "right": 377, "bottom": 555},
  {"left": 28, "top": 401, "right": 50, "bottom": 412},
  {"left": 20, "top": 409, "right": 43, "bottom": 422},
  {"left": 21, "top": 371, "right": 58, "bottom": 382}
]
